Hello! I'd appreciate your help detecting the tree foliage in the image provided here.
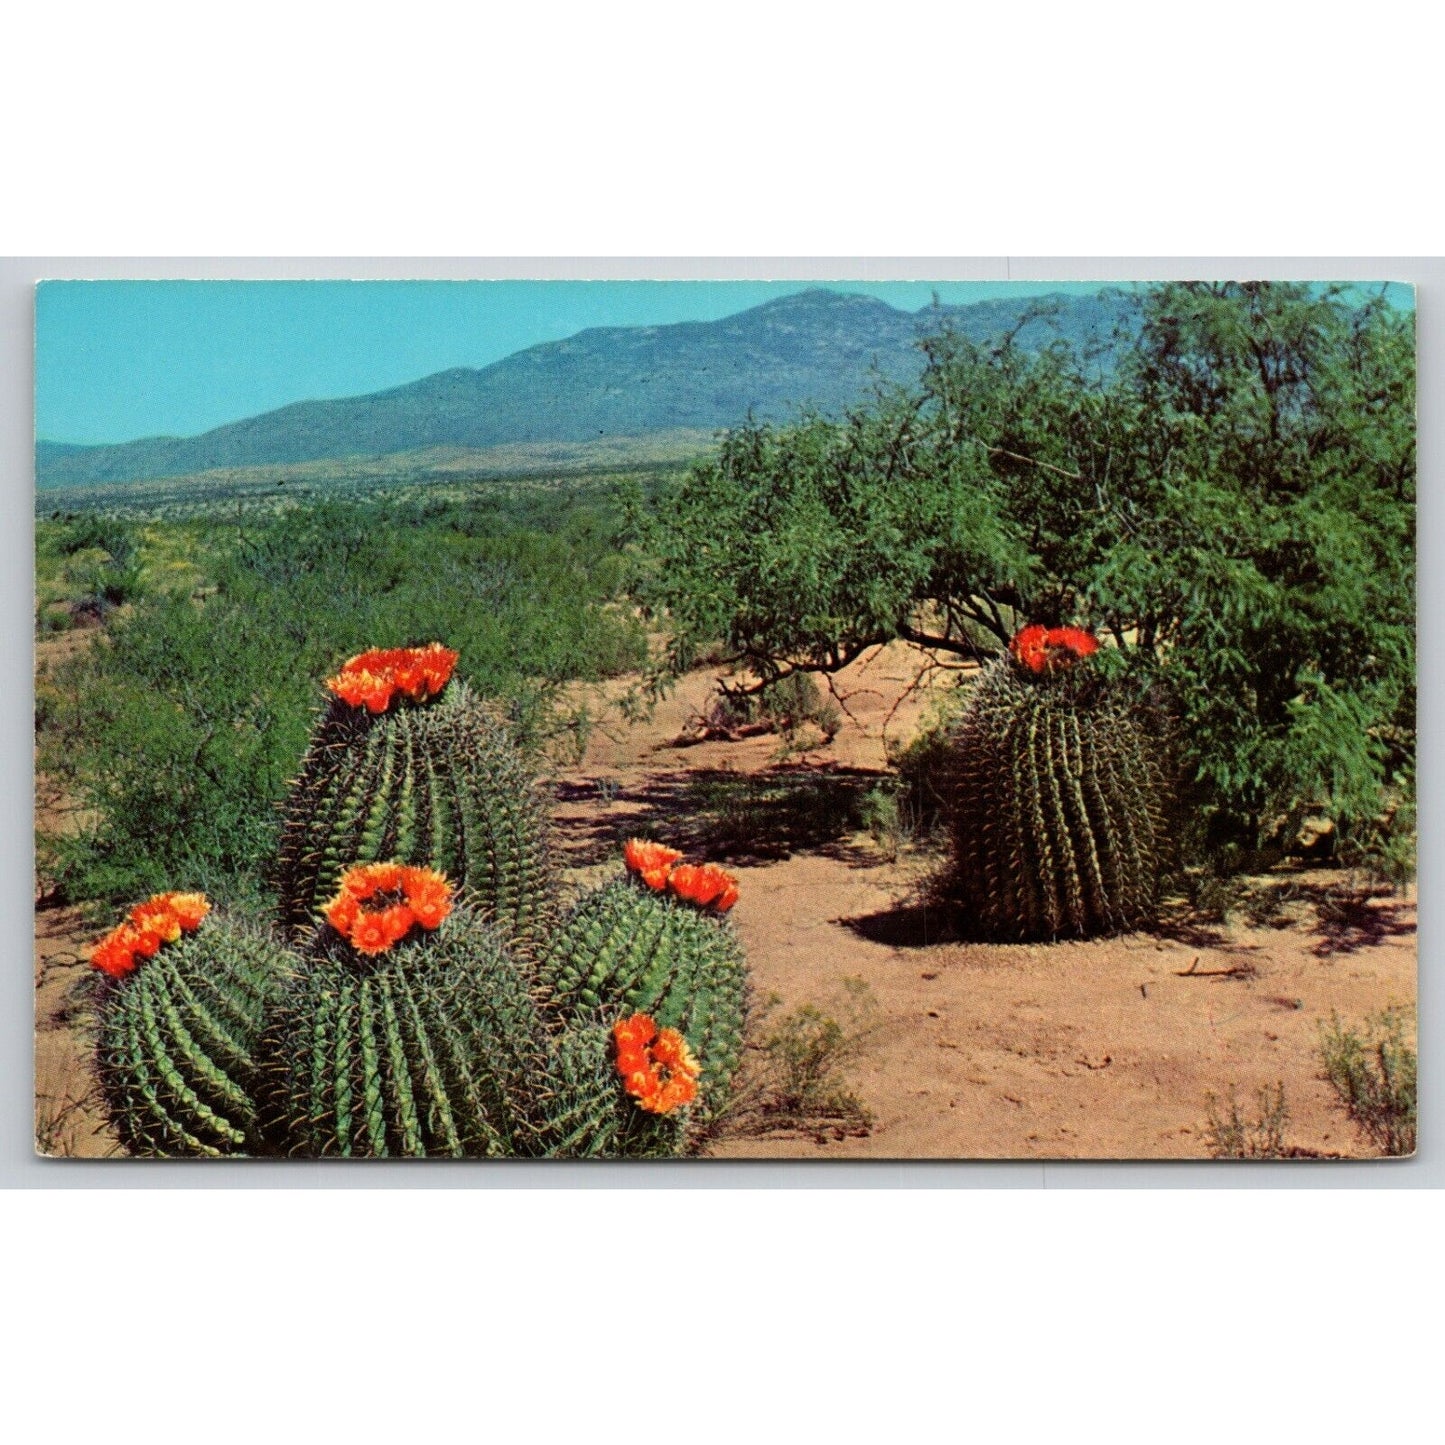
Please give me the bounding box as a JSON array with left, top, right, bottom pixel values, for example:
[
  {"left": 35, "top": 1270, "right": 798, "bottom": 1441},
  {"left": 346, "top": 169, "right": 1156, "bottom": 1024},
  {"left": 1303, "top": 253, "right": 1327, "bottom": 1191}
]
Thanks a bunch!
[{"left": 633, "top": 283, "right": 1415, "bottom": 867}]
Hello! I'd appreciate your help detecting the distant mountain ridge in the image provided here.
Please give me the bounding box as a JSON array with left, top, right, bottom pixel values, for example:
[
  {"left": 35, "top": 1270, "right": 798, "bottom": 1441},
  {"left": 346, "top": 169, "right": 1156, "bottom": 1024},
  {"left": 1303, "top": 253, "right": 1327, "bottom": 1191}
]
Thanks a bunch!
[{"left": 36, "top": 288, "right": 1140, "bottom": 489}]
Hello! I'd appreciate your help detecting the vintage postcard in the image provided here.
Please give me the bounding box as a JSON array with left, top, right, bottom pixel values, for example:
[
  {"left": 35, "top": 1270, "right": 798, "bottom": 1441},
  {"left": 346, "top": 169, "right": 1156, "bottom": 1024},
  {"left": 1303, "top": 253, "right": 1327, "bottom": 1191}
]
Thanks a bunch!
[{"left": 34, "top": 277, "right": 1417, "bottom": 1160}]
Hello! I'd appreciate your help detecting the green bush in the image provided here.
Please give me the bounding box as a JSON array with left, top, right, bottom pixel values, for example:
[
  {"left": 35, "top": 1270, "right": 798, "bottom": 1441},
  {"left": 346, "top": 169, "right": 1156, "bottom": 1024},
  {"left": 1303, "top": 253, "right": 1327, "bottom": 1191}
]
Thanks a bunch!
[
  {"left": 752, "top": 977, "right": 878, "bottom": 1130},
  {"left": 1203, "top": 1082, "right": 1290, "bottom": 1159},
  {"left": 38, "top": 491, "right": 649, "bottom": 906},
  {"left": 1318, "top": 1009, "right": 1416, "bottom": 1156}
]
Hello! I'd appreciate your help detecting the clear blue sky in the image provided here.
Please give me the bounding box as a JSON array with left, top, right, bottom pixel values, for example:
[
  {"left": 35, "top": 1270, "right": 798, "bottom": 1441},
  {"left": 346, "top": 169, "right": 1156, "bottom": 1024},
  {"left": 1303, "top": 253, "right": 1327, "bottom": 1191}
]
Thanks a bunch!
[
  {"left": 35, "top": 278, "right": 1413, "bottom": 445},
  {"left": 33, "top": 279, "right": 1124, "bottom": 443}
]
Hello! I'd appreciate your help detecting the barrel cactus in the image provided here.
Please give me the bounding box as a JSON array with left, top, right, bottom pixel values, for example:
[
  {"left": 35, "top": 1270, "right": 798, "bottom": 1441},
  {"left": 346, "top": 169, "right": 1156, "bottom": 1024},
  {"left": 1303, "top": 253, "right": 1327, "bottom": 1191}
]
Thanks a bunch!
[
  {"left": 536, "top": 1015, "right": 691, "bottom": 1159},
  {"left": 261, "top": 864, "right": 689, "bottom": 1158},
  {"left": 89, "top": 893, "right": 294, "bottom": 1157},
  {"left": 274, "top": 644, "right": 558, "bottom": 950},
  {"left": 946, "top": 624, "right": 1174, "bottom": 941},
  {"left": 534, "top": 840, "right": 749, "bottom": 1125}
]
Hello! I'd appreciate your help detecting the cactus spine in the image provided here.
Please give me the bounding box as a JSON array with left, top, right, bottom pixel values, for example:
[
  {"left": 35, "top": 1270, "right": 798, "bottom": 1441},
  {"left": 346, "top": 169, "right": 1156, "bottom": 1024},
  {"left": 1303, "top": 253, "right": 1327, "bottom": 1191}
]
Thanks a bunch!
[
  {"left": 534, "top": 877, "right": 749, "bottom": 1123},
  {"left": 93, "top": 918, "right": 294, "bottom": 1158},
  {"left": 947, "top": 631, "right": 1173, "bottom": 940},
  {"left": 275, "top": 682, "right": 557, "bottom": 949}
]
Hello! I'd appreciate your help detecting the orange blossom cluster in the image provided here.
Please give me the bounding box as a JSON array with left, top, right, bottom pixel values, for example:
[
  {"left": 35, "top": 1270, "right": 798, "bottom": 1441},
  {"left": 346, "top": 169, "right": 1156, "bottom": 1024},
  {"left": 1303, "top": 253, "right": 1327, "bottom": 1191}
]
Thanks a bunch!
[
  {"left": 323, "top": 862, "right": 454, "bottom": 956},
  {"left": 612, "top": 1013, "right": 702, "bottom": 1114},
  {"left": 1009, "top": 623, "right": 1101, "bottom": 674},
  {"left": 326, "top": 643, "right": 460, "bottom": 713},
  {"left": 621, "top": 838, "right": 740, "bottom": 913},
  {"left": 90, "top": 892, "right": 211, "bottom": 980}
]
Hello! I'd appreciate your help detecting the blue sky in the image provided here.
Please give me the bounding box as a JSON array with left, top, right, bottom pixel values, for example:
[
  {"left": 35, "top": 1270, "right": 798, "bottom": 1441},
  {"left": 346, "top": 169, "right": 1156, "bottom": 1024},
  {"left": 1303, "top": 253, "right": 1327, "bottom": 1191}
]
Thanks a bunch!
[{"left": 35, "top": 279, "right": 1414, "bottom": 445}]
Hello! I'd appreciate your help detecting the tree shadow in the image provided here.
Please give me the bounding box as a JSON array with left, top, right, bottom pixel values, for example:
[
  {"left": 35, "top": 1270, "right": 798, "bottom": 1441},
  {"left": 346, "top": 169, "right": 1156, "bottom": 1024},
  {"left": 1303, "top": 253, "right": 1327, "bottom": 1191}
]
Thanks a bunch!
[
  {"left": 1303, "top": 881, "right": 1417, "bottom": 958},
  {"left": 1146, "top": 909, "right": 1231, "bottom": 949},
  {"left": 550, "top": 761, "right": 885, "bottom": 867}
]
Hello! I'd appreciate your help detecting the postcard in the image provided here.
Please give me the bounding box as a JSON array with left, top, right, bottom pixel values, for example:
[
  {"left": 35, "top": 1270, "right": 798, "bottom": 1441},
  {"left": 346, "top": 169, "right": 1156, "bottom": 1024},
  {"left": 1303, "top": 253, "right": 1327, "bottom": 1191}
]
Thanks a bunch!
[{"left": 34, "top": 277, "right": 1417, "bottom": 1160}]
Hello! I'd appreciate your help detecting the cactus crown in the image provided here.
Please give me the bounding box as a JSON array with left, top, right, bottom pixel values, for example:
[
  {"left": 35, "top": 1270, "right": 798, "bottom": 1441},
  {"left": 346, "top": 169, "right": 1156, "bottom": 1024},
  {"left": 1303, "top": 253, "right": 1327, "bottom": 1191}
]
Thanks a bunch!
[
  {"left": 622, "top": 837, "right": 740, "bottom": 913},
  {"left": 275, "top": 678, "right": 558, "bottom": 947},
  {"left": 1008, "top": 623, "right": 1100, "bottom": 675},
  {"left": 326, "top": 643, "right": 459, "bottom": 713},
  {"left": 90, "top": 891, "right": 212, "bottom": 979},
  {"left": 320, "top": 862, "right": 454, "bottom": 956},
  {"left": 90, "top": 907, "right": 293, "bottom": 1158}
]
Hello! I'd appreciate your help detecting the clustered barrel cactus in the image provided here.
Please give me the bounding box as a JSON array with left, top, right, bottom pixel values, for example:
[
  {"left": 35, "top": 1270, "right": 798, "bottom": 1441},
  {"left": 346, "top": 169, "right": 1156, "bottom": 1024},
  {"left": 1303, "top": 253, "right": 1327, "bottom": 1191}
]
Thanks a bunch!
[
  {"left": 946, "top": 623, "right": 1174, "bottom": 940},
  {"left": 88, "top": 643, "right": 750, "bottom": 1159},
  {"left": 535, "top": 842, "right": 748, "bottom": 1125}
]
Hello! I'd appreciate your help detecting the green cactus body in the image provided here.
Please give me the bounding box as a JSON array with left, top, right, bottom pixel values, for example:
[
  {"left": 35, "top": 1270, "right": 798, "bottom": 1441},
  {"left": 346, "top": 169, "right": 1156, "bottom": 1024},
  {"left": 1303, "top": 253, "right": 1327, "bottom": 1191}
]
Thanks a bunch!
[
  {"left": 534, "top": 878, "right": 749, "bottom": 1123},
  {"left": 275, "top": 683, "right": 557, "bottom": 949},
  {"left": 93, "top": 919, "right": 294, "bottom": 1158},
  {"left": 264, "top": 905, "right": 690, "bottom": 1159},
  {"left": 536, "top": 1021, "right": 688, "bottom": 1159},
  {"left": 264, "top": 907, "right": 599, "bottom": 1158},
  {"left": 948, "top": 656, "right": 1173, "bottom": 941}
]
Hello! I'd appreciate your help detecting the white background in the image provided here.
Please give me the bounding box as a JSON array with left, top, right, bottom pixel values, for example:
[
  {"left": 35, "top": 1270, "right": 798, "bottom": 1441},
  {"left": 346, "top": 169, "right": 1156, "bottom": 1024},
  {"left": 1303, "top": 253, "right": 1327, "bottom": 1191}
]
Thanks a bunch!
[{"left": 3, "top": 4, "right": 1439, "bottom": 1437}]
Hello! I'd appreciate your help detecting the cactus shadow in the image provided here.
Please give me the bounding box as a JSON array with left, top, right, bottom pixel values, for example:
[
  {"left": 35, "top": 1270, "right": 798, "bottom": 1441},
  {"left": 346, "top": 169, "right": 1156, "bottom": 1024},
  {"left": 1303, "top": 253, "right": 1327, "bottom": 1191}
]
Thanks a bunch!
[
  {"left": 839, "top": 900, "right": 962, "bottom": 948},
  {"left": 1146, "top": 912, "right": 1231, "bottom": 949}
]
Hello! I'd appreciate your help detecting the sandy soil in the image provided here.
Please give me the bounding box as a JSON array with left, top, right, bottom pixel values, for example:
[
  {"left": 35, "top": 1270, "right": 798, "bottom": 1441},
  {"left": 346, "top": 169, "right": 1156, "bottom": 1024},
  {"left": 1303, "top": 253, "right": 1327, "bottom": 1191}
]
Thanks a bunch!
[
  {"left": 34, "top": 641, "right": 1417, "bottom": 1160},
  {"left": 545, "top": 645, "right": 1417, "bottom": 1160}
]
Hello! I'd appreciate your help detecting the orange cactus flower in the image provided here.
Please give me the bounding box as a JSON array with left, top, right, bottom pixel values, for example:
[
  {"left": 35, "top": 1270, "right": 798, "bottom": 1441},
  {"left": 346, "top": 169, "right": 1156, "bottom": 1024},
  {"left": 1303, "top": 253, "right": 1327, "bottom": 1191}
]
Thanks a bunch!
[
  {"left": 654, "top": 1073, "right": 699, "bottom": 1113},
  {"left": 612, "top": 1014, "right": 702, "bottom": 1115},
  {"left": 164, "top": 892, "right": 212, "bottom": 931},
  {"left": 326, "top": 643, "right": 460, "bottom": 713},
  {"left": 408, "top": 875, "right": 452, "bottom": 931},
  {"left": 622, "top": 838, "right": 684, "bottom": 891},
  {"left": 667, "top": 862, "right": 740, "bottom": 913},
  {"left": 131, "top": 898, "right": 183, "bottom": 945},
  {"left": 322, "top": 863, "right": 453, "bottom": 955},
  {"left": 379, "top": 904, "right": 416, "bottom": 945},
  {"left": 89, "top": 890, "right": 210, "bottom": 979},
  {"left": 324, "top": 891, "right": 360, "bottom": 936},
  {"left": 129, "top": 925, "right": 165, "bottom": 960},
  {"left": 650, "top": 1029, "right": 701, "bottom": 1077},
  {"left": 91, "top": 931, "right": 139, "bottom": 980},
  {"left": 1047, "top": 625, "right": 1099, "bottom": 661},
  {"left": 613, "top": 1013, "right": 658, "bottom": 1052},
  {"left": 343, "top": 861, "right": 406, "bottom": 896},
  {"left": 351, "top": 912, "right": 393, "bottom": 955},
  {"left": 1009, "top": 624, "right": 1051, "bottom": 674},
  {"left": 1009, "top": 623, "right": 1100, "bottom": 674}
]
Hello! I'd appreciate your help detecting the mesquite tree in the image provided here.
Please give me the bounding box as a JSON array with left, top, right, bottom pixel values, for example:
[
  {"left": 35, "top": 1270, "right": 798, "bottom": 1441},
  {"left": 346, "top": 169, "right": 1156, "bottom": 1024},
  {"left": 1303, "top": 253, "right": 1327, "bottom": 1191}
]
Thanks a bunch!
[{"left": 632, "top": 283, "right": 1415, "bottom": 869}]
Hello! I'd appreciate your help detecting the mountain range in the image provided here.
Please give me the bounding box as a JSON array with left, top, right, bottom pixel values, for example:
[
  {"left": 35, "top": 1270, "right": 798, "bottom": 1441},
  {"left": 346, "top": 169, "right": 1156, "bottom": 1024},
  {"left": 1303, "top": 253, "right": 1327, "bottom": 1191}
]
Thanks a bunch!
[{"left": 35, "top": 288, "right": 1140, "bottom": 489}]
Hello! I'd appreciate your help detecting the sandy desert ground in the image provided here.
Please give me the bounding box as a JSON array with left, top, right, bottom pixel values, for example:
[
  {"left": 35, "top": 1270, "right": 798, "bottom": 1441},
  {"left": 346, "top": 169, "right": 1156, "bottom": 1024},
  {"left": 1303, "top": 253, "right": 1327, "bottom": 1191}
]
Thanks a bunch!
[{"left": 35, "top": 641, "right": 1417, "bottom": 1160}]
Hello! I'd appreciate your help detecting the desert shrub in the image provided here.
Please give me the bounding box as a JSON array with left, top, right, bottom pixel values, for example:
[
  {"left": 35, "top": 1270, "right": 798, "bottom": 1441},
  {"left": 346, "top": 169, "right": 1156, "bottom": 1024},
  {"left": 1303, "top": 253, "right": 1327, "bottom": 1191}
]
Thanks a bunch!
[
  {"left": 51, "top": 515, "right": 138, "bottom": 566},
  {"left": 1318, "top": 1009, "right": 1416, "bottom": 1156},
  {"left": 1203, "top": 1082, "right": 1290, "bottom": 1159},
  {"left": 36, "top": 515, "right": 149, "bottom": 629},
  {"left": 857, "top": 784, "right": 909, "bottom": 859},
  {"left": 752, "top": 977, "right": 878, "bottom": 1130},
  {"left": 37, "top": 491, "right": 649, "bottom": 905},
  {"left": 700, "top": 671, "right": 843, "bottom": 743}
]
